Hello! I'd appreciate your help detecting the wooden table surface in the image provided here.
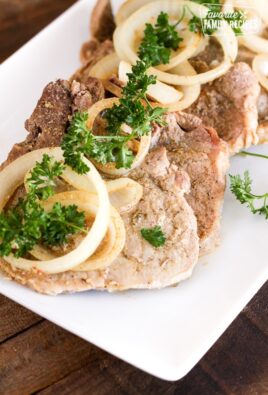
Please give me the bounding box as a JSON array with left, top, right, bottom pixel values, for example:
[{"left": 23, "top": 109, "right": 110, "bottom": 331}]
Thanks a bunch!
[{"left": 0, "top": 1, "right": 267, "bottom": 394}]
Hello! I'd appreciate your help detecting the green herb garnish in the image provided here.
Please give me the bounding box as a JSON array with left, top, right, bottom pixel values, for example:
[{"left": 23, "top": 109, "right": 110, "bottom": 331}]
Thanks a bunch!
[
  {"left": 0, "top": 193, "right": 86, "bottom": 258},
  {"left": 62, "top": 112, "right": 136, "bottom": 173},
  {"left": 141, "top": 225, "right": 166, "bottom": 247},
  {"left": 138, "top": 11, "right": 183, "bottom": 66},
  {"left": 26, "top": 154, "right": 65, "bottom": 200},
  {"left": 42, "top": 203, "right": 86, "bottom": 246},
  {"left": 230, "top": 171, "right": 268, "bottom": 219}
]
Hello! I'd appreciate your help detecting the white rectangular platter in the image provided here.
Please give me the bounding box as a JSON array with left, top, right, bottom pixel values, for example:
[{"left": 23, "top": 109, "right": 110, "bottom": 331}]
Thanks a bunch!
[{"left": 0, "top": 0, "right": 267, "bottom": 381}]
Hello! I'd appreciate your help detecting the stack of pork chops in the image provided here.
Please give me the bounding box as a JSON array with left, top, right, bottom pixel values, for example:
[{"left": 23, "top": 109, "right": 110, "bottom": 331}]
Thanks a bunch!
[{"left": 0, "top": 0, "right": 263, "bottom": 294}]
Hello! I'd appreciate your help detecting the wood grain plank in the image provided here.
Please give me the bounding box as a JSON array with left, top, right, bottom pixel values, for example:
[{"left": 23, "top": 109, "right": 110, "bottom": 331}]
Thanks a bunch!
[
  {"left": 0, "top": 295, "right": 42, "bottom": 343},
  {"left": 200, "top": 313, "right": 268, "bottom": 395},
  {"left": 0, "top": 0, "right": 76, "bottom": 63},
  {"left": 243, "top": 281, "right": 268, "bottom": 334},
  {"left": 37, "top": 352, "right": 224, "bottom": 395},
  {"left": 0, "top": 320, "right": 95, "bottom": 395}
]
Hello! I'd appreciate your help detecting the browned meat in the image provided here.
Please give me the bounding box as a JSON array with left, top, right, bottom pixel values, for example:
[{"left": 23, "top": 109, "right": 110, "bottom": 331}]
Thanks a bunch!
[
  {"left": 90, "top": 0, "right": 115, "bottom": 42},
  {"left": 152, "top": 113, "right": 229, "bottom": 255},
  {"left": 0, "top": 147, "right": 199, "bottom": 294},
  {"left": 71, "top": 77, "right": 105, "bottom": 112},
  {"left": 190, "top": 38, "right": 224, "bottom": 73},
  {"left": 188, "top": 62, "right": 260, "bottom": 153},
  {"left": 72, "top": 39, "right": 114, "bottom": 83},
  {"left": 2, "top": 80, "right": 72, "bottom": 168},
  {"left": 2, "top": 77, "right": 106, "bottom": 170}
]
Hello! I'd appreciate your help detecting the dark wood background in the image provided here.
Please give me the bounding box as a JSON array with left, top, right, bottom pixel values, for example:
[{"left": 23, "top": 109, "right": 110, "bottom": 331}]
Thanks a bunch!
[{"left": 0, "top": 1, "right": 267, "bottom": 394}]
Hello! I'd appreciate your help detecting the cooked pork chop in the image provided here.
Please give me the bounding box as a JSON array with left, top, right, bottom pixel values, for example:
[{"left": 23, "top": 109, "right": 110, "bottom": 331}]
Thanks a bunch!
[
  {"left": 2, "top": 80, "right": 72, "bottom": 168},
  {"left": 0, "top": 147, "right": 199, "bottom": 294},
  {"left": 71, "top": 78, "right": 105, "bottom": 112},
  {"left": 0, "top": 76, "right": 201, "bottom": 294},
  {"left": 90, "top": 0, "right": 115, "bottom": 42},
  {"left": 188, "top": 62, "right": 260, "bottom": 153},
  {"left": 72, "top": 39, "right": 114, "bottom": 84},
  {"left": 2, "top": 77, "right": 106, "bottom": 169},
  {"left": 152, "top": 112, "right": 229, "bottom": 255}
]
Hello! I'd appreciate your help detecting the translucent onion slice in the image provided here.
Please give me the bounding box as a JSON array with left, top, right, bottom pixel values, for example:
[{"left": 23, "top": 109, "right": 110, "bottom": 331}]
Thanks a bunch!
[
  {"left": 30, "top": 191, "right": 126, "bottom": 271},
  {"left": 0, "top": 148, "right": 63, "bottom": 211},
  {"left": 104, "top": 178, "right": 143, "bottom": 213},
  {"left": 86, "top": 98, "right": 152, "bottom": 176},
  {"left": 1, "top": 148, "right": 110, "bottom": 274},
  {"left": 102, "top": 80, "right": 123, "bottom": 97},
  {"left": 114, "top": 1, "right": 238, "bottom": 85},
  {"left": 89, "top": 52, "right": 121, "bottom": 80},
  {"left": 191, "top": 36, "right": 209, "bottom": 57},
  {"left": 118, "top": 60, "right": 183, "bottom": 104},
  {"left": 239, "top": 35, "right": 268, "bottom": 54},
  {"left": 115, "top": 0, "right": 155, "bottom": 25},
  {"left": 237, "top": 0, "right": 268, "bottom": 25},
  {"left": 164, "top": 61, "right": 201, "bottom": 111},
  {"left": 74, "top": 206, "right": 125, "bottom": 271},
  {"left": 252, "top": 54, "right": 268, "bottom": 91},
  {"left": 60, "top": 168, "right": 143, "bottom": 213},
  {"left": 87, "top": 97, "right": 120, "bottom": 129},
  {"left": 114, "top": 1, "right": 204, "bottom": 72}
]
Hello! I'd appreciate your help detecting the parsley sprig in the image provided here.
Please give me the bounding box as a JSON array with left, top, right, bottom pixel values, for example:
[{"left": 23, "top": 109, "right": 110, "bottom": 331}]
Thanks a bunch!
[
  {"left": 62, "top": 112, "right": 135, "bottom": 173},
  {"left": 230, "top": 151, "right": 268, "bottom": 220},
  {"left": 0, "top": 193, "right": 86, "bottom": 258},
  {"left": 0, "top": 152, "right": 87, "bottom": 258},
  {"left": 62, "top": 62, "right": 166, "bottom": 174},
  {"left": 230, "top": 171, "right": 268, "bottom": 219},
  {"left": 138, "top": 11, "right": 183, "bottom": 66},
  {"left": 26, "top": 154, "right": 65, "bottom": 200},
  {"left": 141, "top": 226, "right": 166, "bottom": 248},
  {"left": 105, "top": 60, "right": 165, "bottom": 138}
]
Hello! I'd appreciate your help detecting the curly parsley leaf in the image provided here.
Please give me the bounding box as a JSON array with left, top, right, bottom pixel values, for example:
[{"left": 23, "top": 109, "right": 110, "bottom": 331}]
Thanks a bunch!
[
  {"left": 0, "top": 192, "right": 86, "bottom": 258},
  {"left": 26, "top": 154, "right": 65, "bottom": 200},
  {"left": 140, "top": 225, "right": 166, "bottom": 248},
  {"left": 62, "top": 112, "right": 136, "bottom": 173},
  {"left": 63, "top": 32, "right": 167, "bottom": 172},
  {"left": 122, "top": 60, "right": 157, "bottom": 100},
  {"left": 42, "top": 203, "right": 86, "bottom": 246},
  {"left": 230, "top": 171, "right": 268, "bottom": 219},
  {"left": 62, "top": 112, "right": 92, "bottom": 174},
  {"left": 138, "top": 11, "right": 183, "bottom": 66},
  {"left": 0, "top": 194, "right": 47, "bottom": 258}
]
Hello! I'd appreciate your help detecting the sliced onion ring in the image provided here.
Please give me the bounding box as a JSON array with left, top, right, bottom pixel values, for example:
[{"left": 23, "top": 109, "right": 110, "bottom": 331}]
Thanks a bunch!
[
  {"left": 253, "top": 54, "right": 268, "bottom": 91},
  {"left": 60, "top": 168, "right": 143, "bottom": 213},
  {"left": 114, "top": 1, "right": 204, "bottom": 72},
  {"left": 104, "top": 178, "right": 143, "bottom": 213},
  {"left": 115, "top": 0, "right": 155, "bottom": 25},
  {"left": 24, "top": 160, "right": 143, "bottom": 214},
  {"left": 89, "top": 52, "right": 121, "bottom": 80},
  {"left": 239, "top": 35, "right": 268, "bottom": 54},
  {"left": 114, "top": 1, "right": 237, "bottom": 85},
  {"left": 102, "top": 80, "right": 123, "bottom": 97},
  {"left": 164, "top": 61, "right": 201, "bottom": 111},
  {"left": 0, "top": 148, "right": 110, "bottom": 274},
  {"left": 118, "top": 60, "right": 183, "bottom": 104}
]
